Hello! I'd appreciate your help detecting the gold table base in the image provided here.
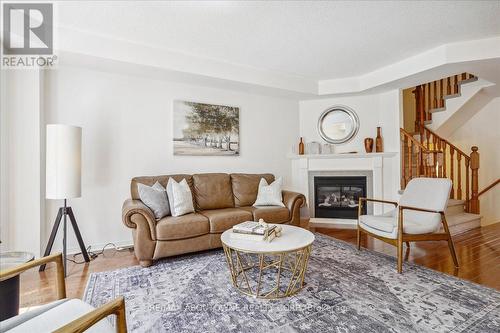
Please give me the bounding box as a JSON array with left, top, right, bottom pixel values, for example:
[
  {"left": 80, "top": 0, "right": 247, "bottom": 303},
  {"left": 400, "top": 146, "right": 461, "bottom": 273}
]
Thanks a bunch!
[{"left": 222, "top": 244, "right": 312, "bottom": 299}]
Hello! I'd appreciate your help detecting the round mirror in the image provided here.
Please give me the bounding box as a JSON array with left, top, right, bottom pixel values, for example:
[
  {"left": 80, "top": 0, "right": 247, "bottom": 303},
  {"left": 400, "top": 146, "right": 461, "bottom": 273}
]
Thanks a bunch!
[{"left": 317, "top": 105, "right": 359, "bottom": 144}]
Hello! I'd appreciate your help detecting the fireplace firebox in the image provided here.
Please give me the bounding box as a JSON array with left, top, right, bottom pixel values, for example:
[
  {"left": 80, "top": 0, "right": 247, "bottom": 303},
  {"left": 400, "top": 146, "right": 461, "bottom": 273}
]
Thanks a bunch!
[{"left": 314, "top": 176, "right": 367, "bottom": 219}]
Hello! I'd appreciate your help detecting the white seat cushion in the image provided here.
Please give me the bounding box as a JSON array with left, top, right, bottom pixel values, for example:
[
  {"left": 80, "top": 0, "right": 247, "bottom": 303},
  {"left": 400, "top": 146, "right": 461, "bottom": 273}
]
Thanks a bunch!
[
  {"left": 359, "top": 210, "right": 441, "bottom": 239},
  {"left": 2, "top": 299, "right": 114, "bottom": 332}
]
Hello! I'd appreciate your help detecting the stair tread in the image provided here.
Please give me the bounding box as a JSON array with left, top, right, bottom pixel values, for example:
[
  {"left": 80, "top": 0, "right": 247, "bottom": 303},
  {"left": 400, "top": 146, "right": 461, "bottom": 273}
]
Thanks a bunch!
[
  {"left": 447, "top": 199, "right": 465, "bottom": 206},
  {"left": 446, "top": 212, "right": 481, "bottom": 226}
]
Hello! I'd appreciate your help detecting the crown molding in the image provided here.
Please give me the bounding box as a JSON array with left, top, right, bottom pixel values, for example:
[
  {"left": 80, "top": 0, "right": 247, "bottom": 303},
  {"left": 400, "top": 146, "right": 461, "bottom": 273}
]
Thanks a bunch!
[{"left": 54, "top": 27, "right": 500, "bottom": 97}]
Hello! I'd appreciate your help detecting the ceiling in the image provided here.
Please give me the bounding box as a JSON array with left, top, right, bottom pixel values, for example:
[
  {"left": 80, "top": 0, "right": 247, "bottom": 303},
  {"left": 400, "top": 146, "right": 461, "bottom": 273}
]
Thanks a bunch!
[{"left": 55, "top": 1, "right": 500, "bottom": 81}]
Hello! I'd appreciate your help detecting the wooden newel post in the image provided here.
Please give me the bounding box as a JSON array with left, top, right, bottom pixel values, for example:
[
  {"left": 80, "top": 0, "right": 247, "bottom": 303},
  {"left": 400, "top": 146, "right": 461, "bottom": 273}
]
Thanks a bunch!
[{"left": 470, "top": 146, "right": 480, "bottom": 214}]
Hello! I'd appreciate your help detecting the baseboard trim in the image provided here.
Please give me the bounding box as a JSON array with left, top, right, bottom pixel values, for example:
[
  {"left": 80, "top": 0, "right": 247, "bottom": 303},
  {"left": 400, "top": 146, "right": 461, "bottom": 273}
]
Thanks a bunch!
[
  {"left": 310, "top": 218, "right": 357, "bottom": 230},
  {"left": 50, "top": 239, "right": 134, "bottom": 256}
]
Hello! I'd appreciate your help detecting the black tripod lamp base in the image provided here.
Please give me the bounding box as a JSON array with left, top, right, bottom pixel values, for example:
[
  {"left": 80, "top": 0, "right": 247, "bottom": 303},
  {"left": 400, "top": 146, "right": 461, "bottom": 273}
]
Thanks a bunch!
[{"left": 39, "top": 205, "right": 90, "bottom": 274}]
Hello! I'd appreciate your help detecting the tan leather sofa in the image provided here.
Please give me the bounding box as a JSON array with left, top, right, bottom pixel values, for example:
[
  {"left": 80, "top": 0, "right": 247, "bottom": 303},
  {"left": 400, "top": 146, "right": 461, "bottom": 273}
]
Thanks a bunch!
[{"left": 122, "top": 173, "right": 305, "bottom": 267}]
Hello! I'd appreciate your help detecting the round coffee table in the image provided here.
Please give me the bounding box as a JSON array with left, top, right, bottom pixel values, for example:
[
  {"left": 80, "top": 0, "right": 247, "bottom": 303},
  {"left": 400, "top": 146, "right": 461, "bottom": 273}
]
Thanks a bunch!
[
  {"left": 0, "top": 251, "right": 35, "bottom": 320},
  {"left": 221, "top": 224, "right": 314, "bottom": 299}
]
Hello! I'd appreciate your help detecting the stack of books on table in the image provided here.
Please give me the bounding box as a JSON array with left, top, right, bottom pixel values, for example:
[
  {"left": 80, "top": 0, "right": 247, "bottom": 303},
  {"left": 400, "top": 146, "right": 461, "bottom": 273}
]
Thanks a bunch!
[{"left": 231, "top": 221, "right": 276, "bottom": 241}]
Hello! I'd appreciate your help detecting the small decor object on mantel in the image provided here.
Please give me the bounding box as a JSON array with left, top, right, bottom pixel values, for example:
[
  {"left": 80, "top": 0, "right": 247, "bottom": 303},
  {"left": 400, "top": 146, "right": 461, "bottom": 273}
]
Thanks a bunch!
[
  {"left": 375, "top": 127, "right": 383, "bottom": 152},
  {"left": 307, "top": 141, "right": 321, "bottom": 154},
  {"left": 298, "top": 137, "right": 304, "bottom": 155},
  {"left": 364, "top": 138, "right": 374, "bottom": 153},
  {"left": 321, "top": 143, "right": 334, "bottom": 154}
]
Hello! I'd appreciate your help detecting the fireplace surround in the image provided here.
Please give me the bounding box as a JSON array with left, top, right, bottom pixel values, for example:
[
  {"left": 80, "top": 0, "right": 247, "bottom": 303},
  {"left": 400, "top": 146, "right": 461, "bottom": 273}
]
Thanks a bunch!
[{"left": 289, "top": 152, "right": 398, "bottom": 228}]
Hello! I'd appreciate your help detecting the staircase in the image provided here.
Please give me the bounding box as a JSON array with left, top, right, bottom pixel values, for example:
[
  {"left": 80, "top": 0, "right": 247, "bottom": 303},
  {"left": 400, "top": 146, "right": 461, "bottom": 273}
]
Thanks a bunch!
[{"left": 401, "top": 72, "right": 482, "bottom": 235}]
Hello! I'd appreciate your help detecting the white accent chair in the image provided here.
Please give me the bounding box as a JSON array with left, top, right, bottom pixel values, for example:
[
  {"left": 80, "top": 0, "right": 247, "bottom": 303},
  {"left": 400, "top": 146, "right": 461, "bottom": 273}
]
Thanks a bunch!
[
  {"left": 357, "top": 178, "right": 459, "bottom": 273},
  {"left": 0, "top": 253, "right": 127, "bottom": 332}
]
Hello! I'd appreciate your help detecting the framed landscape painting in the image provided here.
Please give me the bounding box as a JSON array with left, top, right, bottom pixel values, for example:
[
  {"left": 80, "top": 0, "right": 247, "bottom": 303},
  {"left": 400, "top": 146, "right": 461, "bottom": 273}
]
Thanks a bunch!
[{"left": 173, "top": 100, "right": 240, "bottom": 156}]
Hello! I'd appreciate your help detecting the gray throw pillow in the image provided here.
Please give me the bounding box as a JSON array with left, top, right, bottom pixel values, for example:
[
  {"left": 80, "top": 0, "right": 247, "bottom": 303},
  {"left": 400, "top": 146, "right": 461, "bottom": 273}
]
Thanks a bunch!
[{"left": 138, "top": 181, "right": 170, "bottom": 220}]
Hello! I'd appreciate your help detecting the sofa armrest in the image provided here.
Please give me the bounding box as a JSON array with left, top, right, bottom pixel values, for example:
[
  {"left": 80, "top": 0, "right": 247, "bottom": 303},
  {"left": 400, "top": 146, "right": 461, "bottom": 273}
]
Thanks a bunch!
[
  {"left": 122, "top": 199, "right": 157, "bottom": 240},
  {"left": 282, "top": 190, "right": 306, "bottom": 211}
]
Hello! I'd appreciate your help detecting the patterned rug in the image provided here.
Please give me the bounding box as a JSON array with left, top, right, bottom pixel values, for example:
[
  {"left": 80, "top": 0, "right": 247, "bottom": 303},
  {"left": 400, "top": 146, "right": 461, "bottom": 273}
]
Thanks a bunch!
[{"left": 84, "top": 234, "right": 500, "bottom": 332}]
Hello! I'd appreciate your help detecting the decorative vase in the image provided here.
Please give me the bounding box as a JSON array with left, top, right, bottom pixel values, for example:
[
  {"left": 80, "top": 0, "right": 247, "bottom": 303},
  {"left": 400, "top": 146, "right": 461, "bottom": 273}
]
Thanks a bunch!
[
  {"left": 364, "top": 138, "right": 374, "bottom": 153},
  {"left": 298, "top": 137, "right": 304, "bottom": 155},
  {"left": 375, "top": 127, "right": 383, "bottom": 152}
]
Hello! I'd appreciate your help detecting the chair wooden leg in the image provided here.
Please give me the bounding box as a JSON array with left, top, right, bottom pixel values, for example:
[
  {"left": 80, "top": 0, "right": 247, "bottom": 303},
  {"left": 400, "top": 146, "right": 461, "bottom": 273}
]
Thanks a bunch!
[
  {"left": 397, "top": 208, "right": 403, "bottom": 273},
  {"left": 441, "top": 213, "right": 459, "bottom": 268},
  {"left": 397, "top": 238, "right": 403, "bottom": 273},
  {"left": 357, "top": 227, "right": 361, "bottom": 250},
  {"left": 447, "top": 238, "right": 459, "bottom": 268},
  {"left": 405, "top": 241, "right": 410, "bottom": 248}
]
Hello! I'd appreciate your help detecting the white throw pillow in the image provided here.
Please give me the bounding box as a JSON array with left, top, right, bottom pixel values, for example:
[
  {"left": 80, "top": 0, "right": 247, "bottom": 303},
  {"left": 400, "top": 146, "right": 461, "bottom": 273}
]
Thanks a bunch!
[
  {"left": 253, "top": 177, "right": 285, "bottom": 207},
  {"left": 137, "top": 181, "right": 170, "bottom": 220},
  {"left": 166, "top": 178, "right": 195, "bottom": 217}
]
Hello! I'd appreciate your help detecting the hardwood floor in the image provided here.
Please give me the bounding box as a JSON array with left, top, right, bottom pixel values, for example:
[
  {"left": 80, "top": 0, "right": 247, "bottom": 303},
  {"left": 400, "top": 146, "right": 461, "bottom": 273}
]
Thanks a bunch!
[
  {"left": 18, "top": 223, "right": 500, "bottom": 308},
  {"left": 316, "top": 223, "right": 500, "bottom": 290}
]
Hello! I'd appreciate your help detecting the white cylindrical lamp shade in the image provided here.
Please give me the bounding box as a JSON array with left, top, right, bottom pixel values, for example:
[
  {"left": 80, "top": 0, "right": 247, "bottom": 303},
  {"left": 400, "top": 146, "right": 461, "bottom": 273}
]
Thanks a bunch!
[{"left": 46, "top": 124, "right": 82, "bottom": 199}]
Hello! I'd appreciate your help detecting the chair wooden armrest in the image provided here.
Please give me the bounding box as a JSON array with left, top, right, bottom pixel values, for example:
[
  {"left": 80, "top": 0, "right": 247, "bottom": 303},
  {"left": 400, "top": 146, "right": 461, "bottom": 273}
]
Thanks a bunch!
[
  {"left": 53, "top": 296, "right": 127, "bottom": 333},
  {"left": 398, "top": 205, "right": 443, "bottom": 214},
  {"left": 358, "top": 197, "right": 398, "bottom": 207},
  {"left": 0, "top": 253, "right": 66, "bottom": 299}
]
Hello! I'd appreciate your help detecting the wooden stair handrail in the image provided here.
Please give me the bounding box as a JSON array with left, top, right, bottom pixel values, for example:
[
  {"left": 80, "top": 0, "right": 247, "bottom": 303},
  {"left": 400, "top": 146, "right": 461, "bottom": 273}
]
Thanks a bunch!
[
  {"left": 422, "top": 126, "right": 470, "bottom": 161},
  {"left": 478, "top": 179, "right": 500, "bottom": 197},
  {"left": 400, "top": 128, "right": 428, "bottom": 152}
]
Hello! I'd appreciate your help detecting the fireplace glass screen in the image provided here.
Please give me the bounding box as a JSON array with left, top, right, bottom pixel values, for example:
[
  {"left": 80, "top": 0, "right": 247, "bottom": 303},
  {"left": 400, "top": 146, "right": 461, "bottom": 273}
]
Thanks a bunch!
[{"left": 314, "top": 176, "right": 367, "bottom": 219}]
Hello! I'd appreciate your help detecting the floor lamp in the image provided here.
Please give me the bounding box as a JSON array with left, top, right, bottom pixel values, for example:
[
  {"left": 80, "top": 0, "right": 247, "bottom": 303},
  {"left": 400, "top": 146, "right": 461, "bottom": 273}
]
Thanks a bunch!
[{"left": 39, "top": 124, "right": 90, "bottom": 276}]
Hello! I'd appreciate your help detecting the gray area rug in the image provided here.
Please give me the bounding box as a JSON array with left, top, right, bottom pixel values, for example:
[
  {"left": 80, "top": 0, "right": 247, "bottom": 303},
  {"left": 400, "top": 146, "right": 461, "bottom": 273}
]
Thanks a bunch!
[{"left": 84, "top": 233, "right": 500, "bottom": 332}]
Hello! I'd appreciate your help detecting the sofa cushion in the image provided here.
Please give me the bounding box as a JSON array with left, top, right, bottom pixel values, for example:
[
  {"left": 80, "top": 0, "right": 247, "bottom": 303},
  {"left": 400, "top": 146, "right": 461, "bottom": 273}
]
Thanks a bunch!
[
  {"left": 240, "top": 206, "right": 290, "bottom": 223},
  {"left": 193, "top": 173, "right": 234, "bottom": 210},
  {"left": 156, "top": 213, "right": 209, "bottom": 240},
  {"left": 199, "top": 208, "right": 253, "bottom": 233},
  {"left": 131, "top": 174, "right": 193, "bottom": 200},
  {"left": 230, "top": 173, "right": 275, "bottom": 207}
]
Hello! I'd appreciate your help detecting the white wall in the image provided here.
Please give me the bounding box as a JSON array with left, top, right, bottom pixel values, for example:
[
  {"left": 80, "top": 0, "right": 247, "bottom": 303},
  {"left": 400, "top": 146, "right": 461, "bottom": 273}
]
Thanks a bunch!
[
  {"left": 298, "top": 90, "right": 402, "bottom": 200},
  {"left": 448, "top": 97, "right": 500, "bottom": 226},
  {"left": 42, "top": 65, "right": 299, "bottom": 252},
  {"left": 0, "top": 70, "right": 44, "bottom": 255}
]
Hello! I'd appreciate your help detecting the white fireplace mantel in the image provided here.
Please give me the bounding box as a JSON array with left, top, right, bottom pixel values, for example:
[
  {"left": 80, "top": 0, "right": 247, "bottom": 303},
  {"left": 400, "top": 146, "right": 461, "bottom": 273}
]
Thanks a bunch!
[{"left": 289, "top": 152, "right": 398, "bottom": 229}]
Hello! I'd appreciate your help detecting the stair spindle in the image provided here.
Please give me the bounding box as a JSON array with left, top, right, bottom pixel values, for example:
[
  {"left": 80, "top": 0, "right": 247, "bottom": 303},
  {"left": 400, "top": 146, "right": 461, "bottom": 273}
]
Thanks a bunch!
[
  {"left": 461, "top": 72, "right": 467, "bottom": 81},
  {"left": 439, "top": 79, "right": 445, "bottom": 108},
  {"left": 416, "top": 146, "right": 422, "bottom": 178},
  {"left": 453, "top": 75, "right": 459, "bottom": 95},
  {"left": 407, "top": 139, "right": 413, "bottom": 183},
  {"left": 470, "top": 147, "right": 480, "bottom": 214},
  {"left": 450, "top": 147, "right": 455, "bottom": 199},
  {"left": 433, "top": 80, "right": 438, "bottom": 109},
  {"left": 457, "top": 154, "right": 462, "bottom": 200},
  {"left": 427, "top": 82, "right": 432, "bottom": 120},
  {"left": 465, "top": 158, "right": 470, "bottom": 212},
  {"left": 442, "top": 143, "right": 447, "bottom": 178},
  {"left": 426, "top": 129, "right": 431, "bottom": 150},
  {"left": 446, "top": 77, "right": 451, "bottom": 96}
]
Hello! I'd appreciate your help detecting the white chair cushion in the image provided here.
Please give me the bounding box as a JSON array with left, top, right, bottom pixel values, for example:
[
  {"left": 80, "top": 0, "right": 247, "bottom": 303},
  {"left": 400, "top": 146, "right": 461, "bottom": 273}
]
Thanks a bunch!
[
  {"left": 2, "top": 299, "right": 114, "bottom": 332},
  {"left": 400, "top": 178, "right": 452, "bottom": 212},
  {"left": 359, "top": 210, "right": 441, "bottom": 239}
]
